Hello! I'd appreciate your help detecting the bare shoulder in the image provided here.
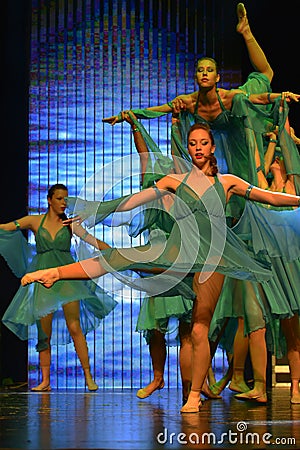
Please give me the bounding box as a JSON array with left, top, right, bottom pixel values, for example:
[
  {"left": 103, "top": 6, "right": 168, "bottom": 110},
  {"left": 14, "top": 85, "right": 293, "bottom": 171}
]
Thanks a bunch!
[
  {"left": 232, "top": 88, "right": 248, "bottom": 99},
  {"left": 29, "top": 214, "right": 44, "bottom": 228},
  {"left": 17, "top": 214, "right": 43, "bottom": 232},
  {"left": 30, "top": 214, "right": 44, "bottom": 223},
  {"left": 218, "top": 173, "right": 241, "bottom": 189},
  {"left": 220, "top": 88, "right": 243, "bottom": 100},
  {"left": 175, "top": 91, "right": 197, "bottom": 106},
  {"left": 157, "top": 172, "right": 187, "bottom": 191},
  {"left": 221, "top": 173, "right": 244, "bottom": 182}
]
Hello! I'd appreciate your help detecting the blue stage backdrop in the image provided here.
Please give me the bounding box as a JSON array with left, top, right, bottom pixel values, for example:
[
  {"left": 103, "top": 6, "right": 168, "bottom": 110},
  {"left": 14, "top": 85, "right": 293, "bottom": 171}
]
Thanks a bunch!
[{"left": 28, "top": 0, "right": 241, "bottom": 388}]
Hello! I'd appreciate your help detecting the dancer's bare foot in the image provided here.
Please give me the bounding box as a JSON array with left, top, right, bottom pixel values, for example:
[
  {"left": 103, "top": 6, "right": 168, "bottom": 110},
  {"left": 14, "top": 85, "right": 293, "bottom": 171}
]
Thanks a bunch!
[
  {"left": 236, "top": 3, "right": 251, "bottom": 38},
  {"left": 291, "top": 392, "right": 300, "bottom": 404},
  {"left": 235, "top": 388, "right": 267, "bottom": 404},
  {"left": 136, "top": 379, "right": 165, "bottom": 399},
  {"left": 85, "top": 376, "right": 98, "bottom": 392},
  {"left": 229, "top": 380, "right": 250, "bottom": 393},
  {"left": 31, "top": 382, "right": 51, "bottom": 392},
  {"left": 21, "top": 268, "right": 60, "bottom": 288},
  {"left": 180, "top": 390, "right": 202, "bottom": 413}
]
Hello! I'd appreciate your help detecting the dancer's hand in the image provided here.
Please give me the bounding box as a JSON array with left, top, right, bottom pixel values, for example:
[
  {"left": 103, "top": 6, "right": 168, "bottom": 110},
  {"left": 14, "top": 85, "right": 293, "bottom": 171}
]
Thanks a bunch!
[
  {"left": 63, "top": 215, "right": 84, "bottom": 226},
  {"left": 264, "top": 129, "right": 278, "bottom": 141},
  {"left": 121, "top": 110, "right": 138, "bottom": 125},
  {"left": 282, "top": 92, "right": 300, "bottom": 103},
  {"left": 21, "top": 268, "right": 59, "bottom": 288},
  {"left": 21, "top": 273, "right": 34, "bottom": 286},
  {"left": 102, "top": 114, "right": 122, "bottom": 125},
  {"left": 171, "top": 97, "right": 186, "bottom": 114}
]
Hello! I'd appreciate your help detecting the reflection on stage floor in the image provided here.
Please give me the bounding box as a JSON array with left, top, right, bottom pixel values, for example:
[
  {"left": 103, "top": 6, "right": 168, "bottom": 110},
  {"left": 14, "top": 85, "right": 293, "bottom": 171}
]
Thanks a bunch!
[{"left": 1, "top": 386, "right": 300, "bottom": 449}]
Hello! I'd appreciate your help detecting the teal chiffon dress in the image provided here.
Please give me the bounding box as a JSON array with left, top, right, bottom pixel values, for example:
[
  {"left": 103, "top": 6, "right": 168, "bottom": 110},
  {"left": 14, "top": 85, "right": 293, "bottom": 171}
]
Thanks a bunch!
[
  {"left": 1, "top": 215, "right": 117, "bottom": 346},
  {"left": 209, "top": 202, "right": 300, "bottom": 357},
  {"left": 125, "top": 72, "right": 300, "bottom": 220},
  {"left": 134, "top": 200, "right": 194, "bottom": 344},
  {"left": 66, "top": 172, "right": 272, "bottom": 301}
]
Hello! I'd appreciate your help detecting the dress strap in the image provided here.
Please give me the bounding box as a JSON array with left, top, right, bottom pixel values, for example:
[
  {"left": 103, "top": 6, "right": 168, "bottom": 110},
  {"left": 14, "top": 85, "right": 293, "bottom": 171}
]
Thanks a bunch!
[
  {"left": 216, "top": 89, "right": 227, "bottom": 112},
  {"left": 39, "top": 214, "right": 47, "bottom": 228},
  {"left": 194, "top": 92, "right": 200, "bottom": 115},
  {"left": 181, "top": 171, "right": 192, "bottom": 184}
]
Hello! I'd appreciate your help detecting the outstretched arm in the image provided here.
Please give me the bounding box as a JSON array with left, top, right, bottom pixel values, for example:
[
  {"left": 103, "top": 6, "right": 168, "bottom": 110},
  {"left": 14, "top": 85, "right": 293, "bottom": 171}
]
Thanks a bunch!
[
  {"left": 116, "top": 170, "right": 183, "bottom": 211},
  {"left": 122, "top": 111, "right": 150, "bottom": 182},
  {"left": 0, "top": 215, "right": 37, "bottom": 232},
  {"left": 249, "top": 91, "right": 300, "bottom": 105},
  {"left": 102, "top": 103, "right": 174, "bottom": 126},
  {"left": 223, "top": 174, "right": 300, "bottom": 207},
  {"left": 102, "top": 94, "right": 193, "bottom": 125},
  {"left": 62, "top": 180, "right": 176, "bottom": 229}
]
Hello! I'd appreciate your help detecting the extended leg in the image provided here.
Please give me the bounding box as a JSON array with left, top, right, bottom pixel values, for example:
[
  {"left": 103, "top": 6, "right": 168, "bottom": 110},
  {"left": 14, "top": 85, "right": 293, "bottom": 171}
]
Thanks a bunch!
[
  {"left": 236, "top": 3, "right": 273, "bottom": 82},
  {"left": 21, "top": 257, "right": 107, "bottom": 287}
]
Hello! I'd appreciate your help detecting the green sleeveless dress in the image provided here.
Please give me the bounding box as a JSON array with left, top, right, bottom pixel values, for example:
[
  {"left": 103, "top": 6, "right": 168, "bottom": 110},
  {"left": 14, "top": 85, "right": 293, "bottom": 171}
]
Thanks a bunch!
[
  {"left": 67, "top": 172, "right": 272, "bottom": 300},
  {"left": 1, "top": 214, "right": 117, "bottom": 346},
  {"left": 209, "top": 201, "right": 300, "bottom": 357},
  {"left": 125, "top": 72, "right": 300, "bottom": 220},
  {"left": 135, "top": 199, "right": 193, "bottom": 344}
]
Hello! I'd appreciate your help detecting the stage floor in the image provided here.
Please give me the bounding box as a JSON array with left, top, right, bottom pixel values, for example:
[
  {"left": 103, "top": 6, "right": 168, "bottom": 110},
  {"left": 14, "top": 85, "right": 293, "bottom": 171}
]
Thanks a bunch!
[{"left": 1, "top": 386, "right": 300, "bottom": 449}]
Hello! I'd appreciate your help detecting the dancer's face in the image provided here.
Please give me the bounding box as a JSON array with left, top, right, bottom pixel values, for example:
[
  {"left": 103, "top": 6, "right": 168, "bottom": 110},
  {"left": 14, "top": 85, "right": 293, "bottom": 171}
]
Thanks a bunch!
[
  {"left": 195, "top": 59, "right": 220, "bottom": 88},
  {"left": 187, "top": 128, "right": 215, "bottom": 168},
  {"left": 48, "top": 188, "right": 68, "bottom": 215}
]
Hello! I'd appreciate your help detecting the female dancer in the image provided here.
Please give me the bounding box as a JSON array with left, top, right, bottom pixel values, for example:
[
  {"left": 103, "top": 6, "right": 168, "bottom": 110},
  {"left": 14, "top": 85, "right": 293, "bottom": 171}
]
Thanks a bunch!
[
  {"left": 210, "top": 119, "right": 300, "bottom": 404},
  {"left": 232, "top": 127, "right": 300, "bottom": 405},
  {"left": 0, "top": 183, "right": 117, "bottom": 391},
  {"left": 103, "top": 3, "right": 300, "bottom": 220},
  {"left": 123, "top": 111, "right": 193, "bottom": 402},
  {"left": 125, "top": 111, "right": 219, "bottom": 403},
  {"left": 20, "top": 125, "right": 300, "bottom": 412}
]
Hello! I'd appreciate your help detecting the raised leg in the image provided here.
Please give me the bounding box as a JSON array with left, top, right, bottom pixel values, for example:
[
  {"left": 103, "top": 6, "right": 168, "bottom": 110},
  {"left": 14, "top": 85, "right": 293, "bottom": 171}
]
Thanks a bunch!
[{"left": 236, "top": 3, "right": 273, "bottom": 82}]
